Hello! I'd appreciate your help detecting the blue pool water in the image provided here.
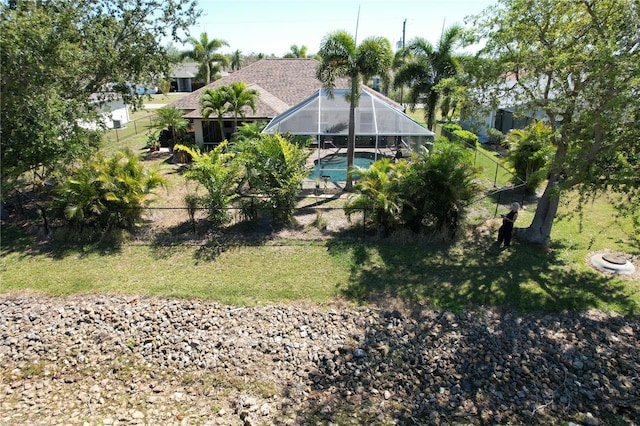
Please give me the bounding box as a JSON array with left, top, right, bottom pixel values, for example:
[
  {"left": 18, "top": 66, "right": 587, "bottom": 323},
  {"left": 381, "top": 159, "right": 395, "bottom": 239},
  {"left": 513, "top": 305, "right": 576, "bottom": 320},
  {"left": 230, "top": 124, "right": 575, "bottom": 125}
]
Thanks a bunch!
[{"left": 308, "top": 152, "right": 382, "bottom": 182}]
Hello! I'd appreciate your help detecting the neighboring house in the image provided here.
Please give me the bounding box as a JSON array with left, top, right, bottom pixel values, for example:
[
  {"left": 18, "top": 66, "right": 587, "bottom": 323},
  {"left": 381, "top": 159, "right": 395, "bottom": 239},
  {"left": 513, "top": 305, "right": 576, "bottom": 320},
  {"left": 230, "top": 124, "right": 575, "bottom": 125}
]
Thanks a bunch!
[
  {"left": 79, "top": 93, "right": 130, "bottom": 130},
  {"left": 169, "top": 62, "right": 199, "bottom": 92},
  {"left": 168, "top": 58, "right": 412, "bottom": 150},
  {"left": 461, "top": 75, "right": 547, "bottom": 142},
  {"left": 169, "top": 62, "right": 230, "bottom": 93}
]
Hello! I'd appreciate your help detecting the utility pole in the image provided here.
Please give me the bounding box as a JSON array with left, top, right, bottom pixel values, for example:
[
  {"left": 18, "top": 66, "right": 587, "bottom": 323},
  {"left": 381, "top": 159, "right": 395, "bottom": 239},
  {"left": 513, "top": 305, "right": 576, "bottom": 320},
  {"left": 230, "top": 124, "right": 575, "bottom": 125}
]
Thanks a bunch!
[{"left": 400, "top": 19, "right": 406, "bottom": 106}]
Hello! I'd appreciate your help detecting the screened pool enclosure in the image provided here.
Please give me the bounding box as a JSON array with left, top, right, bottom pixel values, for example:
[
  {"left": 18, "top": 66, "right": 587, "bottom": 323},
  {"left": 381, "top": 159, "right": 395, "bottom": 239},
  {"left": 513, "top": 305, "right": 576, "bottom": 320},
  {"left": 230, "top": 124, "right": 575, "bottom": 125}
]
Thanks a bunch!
[{"left": 262, "top": 88, "right": 435, "bottom": 157}]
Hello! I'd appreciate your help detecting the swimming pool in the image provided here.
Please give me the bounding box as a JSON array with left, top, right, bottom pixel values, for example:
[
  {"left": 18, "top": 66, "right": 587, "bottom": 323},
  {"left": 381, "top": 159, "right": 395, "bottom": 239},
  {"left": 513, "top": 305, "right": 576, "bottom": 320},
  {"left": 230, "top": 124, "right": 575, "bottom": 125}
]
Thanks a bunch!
[{"left": 308, "top": 152, "right": 383, "bottom": 182}]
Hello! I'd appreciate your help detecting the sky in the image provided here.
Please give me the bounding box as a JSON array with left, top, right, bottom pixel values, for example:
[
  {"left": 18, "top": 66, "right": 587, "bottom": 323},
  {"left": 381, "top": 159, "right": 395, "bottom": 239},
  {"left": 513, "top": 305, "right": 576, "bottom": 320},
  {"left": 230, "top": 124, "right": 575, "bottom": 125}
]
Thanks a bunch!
[{"left": 182, "top": 0, "right": 498, "bottom": 56}]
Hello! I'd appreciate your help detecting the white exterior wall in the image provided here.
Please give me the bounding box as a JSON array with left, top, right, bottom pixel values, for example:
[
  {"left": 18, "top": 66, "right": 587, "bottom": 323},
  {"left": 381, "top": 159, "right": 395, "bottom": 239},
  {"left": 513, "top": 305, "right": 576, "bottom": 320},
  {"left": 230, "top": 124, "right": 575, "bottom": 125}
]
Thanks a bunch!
[
  {"left": 193, "top": 119, "right": 204, "bottom": 147},
  {"left": 105, "top": 99, "right": 130, "bottom": 129}
]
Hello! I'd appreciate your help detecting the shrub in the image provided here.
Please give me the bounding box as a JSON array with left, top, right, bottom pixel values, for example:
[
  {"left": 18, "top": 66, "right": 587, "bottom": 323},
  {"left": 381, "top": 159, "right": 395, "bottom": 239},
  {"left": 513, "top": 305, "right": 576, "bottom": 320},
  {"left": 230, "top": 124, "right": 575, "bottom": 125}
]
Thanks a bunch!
[
  {"left": 442, "top": 122, "right": 462, "bottom": 132},
  {"left": 236, "top": 134, "right": 310, "bottom": 225},
  {"left": 53, "top": 149, "right": 165, "bottom": 231},
  {"left": 399, "top": 139, "right": 480, "bottom": 239},
  {"left": 486, "top": 128, "right": 506, "bottom": 146},
  {"left": 505, "top": 121, "right": 554, "bottom": 194},
  {"left": 452, "top": 129, "right": 479, "bottom": 146},
  {"left": 344, "top": 158, "right": 408, "bottom": 236},
  {"left": 175, "top": 141, "right": 241, "bottom": 225}
]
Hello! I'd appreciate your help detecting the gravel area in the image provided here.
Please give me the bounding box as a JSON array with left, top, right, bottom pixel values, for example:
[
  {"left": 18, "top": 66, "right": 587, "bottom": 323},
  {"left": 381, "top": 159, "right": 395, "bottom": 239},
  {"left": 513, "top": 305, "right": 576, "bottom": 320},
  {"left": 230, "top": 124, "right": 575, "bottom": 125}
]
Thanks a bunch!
[{"left": 1, "top": 293, "right": 638, "bottom": 425}]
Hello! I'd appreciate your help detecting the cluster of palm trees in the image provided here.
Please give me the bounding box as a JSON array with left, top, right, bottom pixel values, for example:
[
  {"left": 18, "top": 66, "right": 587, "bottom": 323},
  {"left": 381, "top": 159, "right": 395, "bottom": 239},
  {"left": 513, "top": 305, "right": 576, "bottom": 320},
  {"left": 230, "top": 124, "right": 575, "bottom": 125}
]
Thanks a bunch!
[{"left": 199, "top": 81, "right": 259, "bottom": 141}]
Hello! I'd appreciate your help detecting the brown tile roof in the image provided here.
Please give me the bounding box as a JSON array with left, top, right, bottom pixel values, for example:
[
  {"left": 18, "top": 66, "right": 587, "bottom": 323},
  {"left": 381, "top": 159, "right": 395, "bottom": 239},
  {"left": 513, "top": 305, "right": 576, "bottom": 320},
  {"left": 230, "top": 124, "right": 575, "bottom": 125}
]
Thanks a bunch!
[{"left": 169, "top": 58, "right": 351, "bottom": 119}]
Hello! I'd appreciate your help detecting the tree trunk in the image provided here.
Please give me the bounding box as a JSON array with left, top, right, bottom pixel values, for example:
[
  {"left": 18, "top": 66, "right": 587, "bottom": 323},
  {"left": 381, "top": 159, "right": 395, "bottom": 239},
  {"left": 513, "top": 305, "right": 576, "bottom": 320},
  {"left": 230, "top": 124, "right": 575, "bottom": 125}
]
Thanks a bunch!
[
  {"left": 517, "top": 179, "right": 560, "bottom": 245},
  {"left": 345, "top": 78, "right": 358, "bottom": 191}
]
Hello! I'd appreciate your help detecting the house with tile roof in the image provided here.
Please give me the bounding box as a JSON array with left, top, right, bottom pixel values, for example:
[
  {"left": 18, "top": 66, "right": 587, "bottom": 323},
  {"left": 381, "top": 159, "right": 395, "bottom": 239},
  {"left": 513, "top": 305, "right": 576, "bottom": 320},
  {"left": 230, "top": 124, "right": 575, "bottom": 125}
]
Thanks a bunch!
[{"left": 168, "top": 58, "right": 409, "bottom": 149}]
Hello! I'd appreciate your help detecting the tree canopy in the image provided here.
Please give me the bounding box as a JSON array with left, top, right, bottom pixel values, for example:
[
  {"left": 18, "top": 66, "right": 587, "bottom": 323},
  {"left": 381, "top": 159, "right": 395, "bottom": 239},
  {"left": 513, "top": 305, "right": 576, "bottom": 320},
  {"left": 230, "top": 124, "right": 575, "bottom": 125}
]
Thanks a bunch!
[
  {"left": 1, "top": 0, "right": 200, "bottom": 192},
  {"left": 469, "top": 0, "right": 640, "bottom": 243}
]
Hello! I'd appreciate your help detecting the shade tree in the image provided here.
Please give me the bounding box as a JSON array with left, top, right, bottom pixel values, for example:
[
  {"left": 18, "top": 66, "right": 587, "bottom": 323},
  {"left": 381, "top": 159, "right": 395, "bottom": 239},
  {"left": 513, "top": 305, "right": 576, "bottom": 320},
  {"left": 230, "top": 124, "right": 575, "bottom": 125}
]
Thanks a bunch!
[
  {"left": 1, "top": 0, "right": 199, "bottom": 196},
  {"left": 468, "top": 0, "right": 640, "bottom": 243}
]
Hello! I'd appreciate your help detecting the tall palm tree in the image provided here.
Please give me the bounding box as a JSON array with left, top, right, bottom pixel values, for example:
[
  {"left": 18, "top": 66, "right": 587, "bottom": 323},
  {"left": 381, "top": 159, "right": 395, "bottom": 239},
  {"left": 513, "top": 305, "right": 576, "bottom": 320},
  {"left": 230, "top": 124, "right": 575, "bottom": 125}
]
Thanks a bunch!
[
  {"left": 181, "top": 32, "right": 229, "bottom": 84},
  {"left": 200, "top": 87, "right": 229, "bottom": 142},
  {"left": 316, "top": 31, "right": 393, "bottom": 190},
  {"left": 393, "top": 25, "right": 462, "bottom": 130},
  {"left": 230, "top": 50, "right": 243, "bottom": 71},
  {"left": 223, "top": 81, "right": 259, "bottom": 136}
]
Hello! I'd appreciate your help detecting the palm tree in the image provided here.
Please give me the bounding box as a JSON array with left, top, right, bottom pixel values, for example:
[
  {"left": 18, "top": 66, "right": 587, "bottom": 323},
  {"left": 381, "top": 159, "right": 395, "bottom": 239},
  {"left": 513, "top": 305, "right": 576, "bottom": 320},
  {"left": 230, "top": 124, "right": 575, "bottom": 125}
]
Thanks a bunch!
[
  {"left": 153, "top": 107, "right": 189, "bottom": 148},
  {"left": 316, "top": 31, "right": 393, "bottom": 190},
  {"left": 230, "top": 50, "right": 243, "bottom": 71},
  {"left": 174, "top": 141, "right": 240, "bottom": 225},
  {"left": 181, "top": 32, "right": 229, "bottom": 84},
  {"left": 505, "top": 121, "right": 554, "bottom": 194},
  {"left": 200, "top": 87, "right": 229, "bottom": 142},
  {"left": 393, "top": 25, "right": 462, "bottom": 131},
  {"left": 232, "top": 121, "right": 267, "bottom": 144},
  {"left": 223, "top": 81, "right": 259, "bottom": 136}
]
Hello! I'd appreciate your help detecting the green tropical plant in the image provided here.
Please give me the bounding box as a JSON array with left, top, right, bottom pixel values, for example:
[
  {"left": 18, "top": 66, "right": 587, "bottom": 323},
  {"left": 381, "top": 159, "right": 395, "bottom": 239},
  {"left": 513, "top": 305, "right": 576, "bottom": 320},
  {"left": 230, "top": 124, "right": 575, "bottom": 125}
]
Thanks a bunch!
[
  {"left": 316, "top": 31, "right": 393, "bottom": 191},
  {"left": 237, "top": 134, "right": 310, "bottom": 225},
  {"left": 284, "top": 44, "right": 308, "bottom": 58},
  {"left": 175, "top": 141, "right": 241, "bottom": 225},
  {"left": 152, "top": 107, "right": 189, "bottom": 148},
  {"left": 53, "top": 149, "right": 165, "bottom": 231},
  {"left": 181, "top": 32, "right": 229, "bottom": 84},
  {"left": 230, "top": 49, "right": 243, "bottom": 71},
  {"left": 200, "top": 87, "right": 229, "bottom": 142},
  {"left": 433, "top": 77, "right": 472, "bottom": 122},
  {"left": 400, "top": 138, "right": 479, "bottom": 239},
  {"left": 505, "top": 121, "right": 555, "bottom": 194},
  {"left": 393, "top": 26, "right": 463, "bottom": 131},
  {"left": 344, "top": 158, "right": 408, "bottom": 236},
  {"left": 232, "top": 121, "right": 267, "bottom": 143},
  {"left": 223, "top": 81, "right": 259, "bottom": 136}
]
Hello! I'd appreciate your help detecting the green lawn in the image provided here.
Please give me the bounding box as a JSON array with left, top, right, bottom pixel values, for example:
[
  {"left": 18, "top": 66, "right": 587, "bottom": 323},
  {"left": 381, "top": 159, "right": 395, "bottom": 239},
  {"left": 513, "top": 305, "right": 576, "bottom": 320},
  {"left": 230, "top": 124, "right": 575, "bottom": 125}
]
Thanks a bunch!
[
  {"left": 2, "top": 109, "right": 638, "bottom": 315},
  {"left": 2, "top": 192, "right": 637, "bottom": 314}
]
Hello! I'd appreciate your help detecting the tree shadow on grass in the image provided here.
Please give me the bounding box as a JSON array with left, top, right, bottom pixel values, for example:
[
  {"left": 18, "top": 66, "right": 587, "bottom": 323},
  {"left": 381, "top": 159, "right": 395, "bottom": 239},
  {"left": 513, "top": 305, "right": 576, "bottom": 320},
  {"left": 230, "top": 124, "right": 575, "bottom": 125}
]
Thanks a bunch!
[
  {"left": 326, "top": 231, "right": 638, "bottom": 316},
  {"left": 149, "top": 217, "right": 277, "bottom": 262},
  {"left": 0, "top": 221, "right": 125, "bottom": 260}
]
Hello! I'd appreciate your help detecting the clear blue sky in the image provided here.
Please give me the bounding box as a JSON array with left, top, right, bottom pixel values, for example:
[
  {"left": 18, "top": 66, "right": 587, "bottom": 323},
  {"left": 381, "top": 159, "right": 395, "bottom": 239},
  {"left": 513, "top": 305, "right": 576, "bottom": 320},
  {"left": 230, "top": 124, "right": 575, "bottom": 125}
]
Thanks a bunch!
[{"left": 183, "top": 0, "right": 497, "bottom": 56}]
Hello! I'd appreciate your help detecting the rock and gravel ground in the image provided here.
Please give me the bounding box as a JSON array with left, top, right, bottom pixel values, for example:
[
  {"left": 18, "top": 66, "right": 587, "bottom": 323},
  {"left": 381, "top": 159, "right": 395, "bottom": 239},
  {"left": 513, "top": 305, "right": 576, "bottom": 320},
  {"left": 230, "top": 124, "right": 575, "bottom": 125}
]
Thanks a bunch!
[{"left": 1, "top": 293, "right": 638, "bottom": 425}]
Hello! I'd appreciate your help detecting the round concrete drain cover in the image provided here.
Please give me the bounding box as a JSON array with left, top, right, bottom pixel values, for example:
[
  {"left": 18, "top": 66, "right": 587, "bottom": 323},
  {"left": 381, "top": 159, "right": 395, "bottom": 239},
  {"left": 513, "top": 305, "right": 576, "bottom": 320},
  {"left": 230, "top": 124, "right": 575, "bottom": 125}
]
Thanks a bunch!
[
  {"left": 590, "top": 252, "right": 636, "bottom": 275},
  {"left": 601, "top": 253, "right": 628, "bottom": 265}
]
